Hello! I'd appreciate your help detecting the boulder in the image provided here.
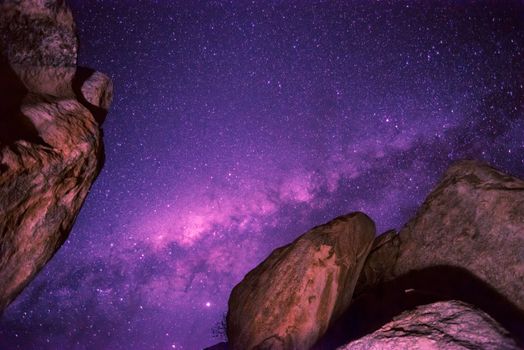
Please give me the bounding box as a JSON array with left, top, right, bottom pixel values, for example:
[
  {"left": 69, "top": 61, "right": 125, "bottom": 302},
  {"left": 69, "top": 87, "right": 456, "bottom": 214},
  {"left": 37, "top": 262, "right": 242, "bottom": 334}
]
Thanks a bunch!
[
  {"left": 227, "top": 212, "right": 375, "bottom": 350},
  {"left": 353, "top": 229, "right": 399, "bottom": 297},
  {"left": 0, "top": 0, "right": 112, "bottom": 312},
  {"left": 339, "top": 300, "right": 520, "bottom": 350},
  {"left": 0, "top": 0, "right": 78, "bottom": 96},
  {"left": 394, "top": 160, "right": 524, "bottom": 312}
]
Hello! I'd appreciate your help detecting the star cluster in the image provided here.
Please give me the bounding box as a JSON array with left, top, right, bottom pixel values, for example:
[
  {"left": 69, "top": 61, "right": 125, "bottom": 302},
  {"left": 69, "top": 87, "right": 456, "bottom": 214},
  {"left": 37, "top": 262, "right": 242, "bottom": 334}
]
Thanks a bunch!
[{"left": 0, "top": 1, "right": 523, "bottom": 349}]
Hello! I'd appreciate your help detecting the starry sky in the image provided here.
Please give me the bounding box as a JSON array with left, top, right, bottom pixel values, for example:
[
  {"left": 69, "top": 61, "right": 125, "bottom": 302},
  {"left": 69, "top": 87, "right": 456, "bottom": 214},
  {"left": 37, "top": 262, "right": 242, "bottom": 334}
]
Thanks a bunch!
[{"left": 1, "top": 1, "right": 523, "bottom": 349}]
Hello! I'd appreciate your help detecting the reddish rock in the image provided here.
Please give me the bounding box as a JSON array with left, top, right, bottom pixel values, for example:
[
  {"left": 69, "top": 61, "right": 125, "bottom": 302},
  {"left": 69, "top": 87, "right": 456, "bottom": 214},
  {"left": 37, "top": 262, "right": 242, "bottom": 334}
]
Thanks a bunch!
[
  {"left": 227, "top": 213, "right": 375, "bottom": 350},
  {"left": 0, "top": 0, "right": 112, "bottom": 312}
]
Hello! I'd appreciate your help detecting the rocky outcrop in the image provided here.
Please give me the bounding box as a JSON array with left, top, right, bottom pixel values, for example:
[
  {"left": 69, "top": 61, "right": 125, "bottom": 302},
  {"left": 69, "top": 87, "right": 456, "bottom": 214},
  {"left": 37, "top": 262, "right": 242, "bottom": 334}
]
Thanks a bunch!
[
  {"left": 337, "top": 160, "right": 524, "bottom": 347},
  {"left": 353, "top": 229, "right": 399, "bottom": 297},
  {"left": 393, "top": 160, "right": 524, "bottom": 311},
  {"left": 227, "top": 213, "right": 375, "bottom": 350},
  {"left": 339, "top": 301, "right": 520, "bottom": 350},
  {"left": 0, "top": 0, "right": 112, "bottom": 312},
  {"left": 222, "top": 161, "right": 524, "bottom": 350}
]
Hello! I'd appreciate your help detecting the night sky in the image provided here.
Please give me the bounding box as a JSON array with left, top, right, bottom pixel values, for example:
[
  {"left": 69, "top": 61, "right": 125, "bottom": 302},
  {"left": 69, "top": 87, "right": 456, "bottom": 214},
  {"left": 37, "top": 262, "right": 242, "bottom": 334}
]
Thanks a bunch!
[{"left": 1, "top": 1, "right": 523, "bottom": 349}]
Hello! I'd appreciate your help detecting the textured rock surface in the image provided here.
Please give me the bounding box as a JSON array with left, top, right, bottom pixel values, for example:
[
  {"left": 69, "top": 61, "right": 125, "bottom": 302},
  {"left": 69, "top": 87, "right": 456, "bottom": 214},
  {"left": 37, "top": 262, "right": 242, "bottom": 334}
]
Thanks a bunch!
[
  {"left": 227, "top": 212, "right": 375, "bottom": 350},
  {"left": 0, "top": 0, "right": 77, "bottom": 66},
  {"left": 394, "top": 160, "right": 524, "bottom": 312},
  {"left": 0, "top": 0, "right": 112, "bottom": 312},
  {"left": 339, "top": 300, "right": 520, "bottom": 350},
  {"left": 80, "top": 70, "right": 113, "bottom": 110},
  {"left": 0, "top": 0, "right": 78, "bottom": 96},
  {"left": 225, "top": 161, "right": 524, "bottom": 349},
  {"left": 353, "top": 229, "right": 399, "bottom": 297}
]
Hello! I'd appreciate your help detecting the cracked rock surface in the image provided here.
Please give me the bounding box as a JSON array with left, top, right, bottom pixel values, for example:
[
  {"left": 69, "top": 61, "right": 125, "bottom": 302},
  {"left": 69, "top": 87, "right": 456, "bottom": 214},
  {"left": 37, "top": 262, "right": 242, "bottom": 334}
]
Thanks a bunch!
[
  {"left": 339, "top": 300, "right": 520, "bottom": 350},
  {"left": 0, "top": 0, "right": 112, "bottom": 312},
  {"left": 394, "top": 160, "right": 524, "bottom": 312},
  {"left": 227, "top": 213, "right": 375, "bottom": 350}
]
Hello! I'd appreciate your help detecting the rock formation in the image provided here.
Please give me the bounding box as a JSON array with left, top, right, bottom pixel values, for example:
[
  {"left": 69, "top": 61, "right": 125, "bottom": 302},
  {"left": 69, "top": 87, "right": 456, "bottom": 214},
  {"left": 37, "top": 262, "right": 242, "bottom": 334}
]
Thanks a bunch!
[
  {"left": 352, "top": 229, "right": 398, "bottom": 297},
  {"left": 227, "top": 212, "right": 375, "bottom": 350},
  {"left": 339, "top": 301, "right": 520, "bottom": 350},
  {"left": 223, "top": 161, "right": 524, "bottom": 350},
  {"left": 0, "top": 0, "right": 112, "bottom": 312},
  {"left": 393, "top": 160, "right": 524, "bottom": 311}
]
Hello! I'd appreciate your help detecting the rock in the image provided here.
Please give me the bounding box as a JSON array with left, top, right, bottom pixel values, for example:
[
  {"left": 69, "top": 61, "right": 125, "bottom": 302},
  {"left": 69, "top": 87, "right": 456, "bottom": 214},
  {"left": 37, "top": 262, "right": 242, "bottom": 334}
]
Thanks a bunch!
[
  {"left": 79, "top": 70, "right": 113, "bottom": 110},
  {"left": 394, "top": 160, "right": 524, "bottom": 312},
  {"left": 227, "top": 212, "right": 375, "bottom": 350},
  {"left": 315, "top": 161, "right": 524, "bottom": 348},
  {"left": 0, "top": 0, "right": 78, "bottom": 96},
  {"left": 226, "top": 161, "right": 524, "bottom": 349},
  {"left": 353, "top": 229, "right": 399, "bottom": 297},
  {"left": 338, "top": 300, "right": 520, "bottom": 350},
  {"left": 0, "top": 0, "right": 112, "bottom": 312}
]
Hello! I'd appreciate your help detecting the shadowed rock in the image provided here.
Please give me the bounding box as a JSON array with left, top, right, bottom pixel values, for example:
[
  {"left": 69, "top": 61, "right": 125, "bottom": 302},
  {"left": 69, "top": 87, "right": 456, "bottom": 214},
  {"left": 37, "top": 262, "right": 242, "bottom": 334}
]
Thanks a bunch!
[
  {"left": 204, "top": 342, "right": 228, "bottom": 350},
  {"left": 0, "top": 0, "right": 112, "bottom": 312},
  {"left": 319, "top": 160, "right": 524, "bottom": 348},
  {"left": 225, "top": 161, "right": 524, "bottom": 349},
  {"left": 353, "top": 229, "right": 399, "bottom": 297},
  {"left": 314, "top": 265, "right": 524, "bottom": 349},
  {"left": 393, "top": 160, "right": 524, "bottom": 312},
  {"left": 227, "top": 212, "right": 375, "bottom": 350},
  {"left": 339, "top": 300, "right": 520, "bottom": 350}
]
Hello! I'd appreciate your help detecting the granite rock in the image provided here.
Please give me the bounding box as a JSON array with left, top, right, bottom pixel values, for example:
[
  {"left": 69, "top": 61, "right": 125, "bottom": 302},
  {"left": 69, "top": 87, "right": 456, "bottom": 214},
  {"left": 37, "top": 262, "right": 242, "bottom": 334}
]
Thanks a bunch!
[
  {"left": 227, "top": 212, "right": 375, "bottom": 350},
  {"left": 339, "top": 300, "right": 520, "bottom": 350},
  {"left": 394, "top": 160, "right": 524, "bottom": 312},
  {"left": 0, "top": 0, "right": 112, "bottom": 312}
]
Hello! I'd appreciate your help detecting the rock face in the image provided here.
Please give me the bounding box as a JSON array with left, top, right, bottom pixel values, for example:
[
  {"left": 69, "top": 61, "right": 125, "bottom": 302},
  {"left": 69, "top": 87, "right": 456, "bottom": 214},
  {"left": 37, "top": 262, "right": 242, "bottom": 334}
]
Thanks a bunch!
[
  {"left": 339, "top": 301, "right": 520, "bottom": 350},
  {"left": 394, "top": 160, "right": 524, "bottom": 311},
  {"left": 0, "top": 0, "right": 112, "bottom": 312},
  {"left": 227, "top": 212, "right": 375, "bottom": 350},
  {"left": 223, "top": 161, "right": 524, "bottom": 350},
  {"left": 0, "top": 0, "right": 77, "bottom": 66},
  {"left": 353, "top": 229, "right": 399, "bottom": 297}
]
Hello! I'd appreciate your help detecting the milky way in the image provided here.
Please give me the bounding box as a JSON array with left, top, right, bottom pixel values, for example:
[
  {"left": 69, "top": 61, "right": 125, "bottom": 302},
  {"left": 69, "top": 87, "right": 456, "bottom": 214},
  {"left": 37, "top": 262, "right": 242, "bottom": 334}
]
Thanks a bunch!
[{"left": 1, "top": 1, "right": 523, "bottom": 349}]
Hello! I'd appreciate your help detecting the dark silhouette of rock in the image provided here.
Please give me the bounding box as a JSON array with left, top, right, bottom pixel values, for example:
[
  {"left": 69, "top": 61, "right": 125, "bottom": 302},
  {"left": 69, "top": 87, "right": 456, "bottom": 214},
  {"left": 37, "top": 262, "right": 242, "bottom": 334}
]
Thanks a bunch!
[
  {"left": 204, "top": 342, "right": 228, "bottom": 350},
  {"left": 394, "top": 160, "right": 524, "bottom": 312},
  {"left": 0, "top": 0, "right": 112, "bottom": 312},
  {"left": 227, "top": 213, "right": 375, "bottom": 350},
  {"left": 339, "top": 301, "right": 520, "bottom": 350},
  {"left": 314, "top": 265, "right": 524, "bottom": 349}
]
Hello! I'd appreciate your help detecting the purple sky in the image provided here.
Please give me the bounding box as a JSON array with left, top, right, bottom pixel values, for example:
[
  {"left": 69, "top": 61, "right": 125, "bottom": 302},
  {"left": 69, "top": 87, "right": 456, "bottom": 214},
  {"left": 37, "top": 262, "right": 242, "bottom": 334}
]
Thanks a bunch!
[{"left": 1, "top": 1, "right": 523, "bottom": 349}]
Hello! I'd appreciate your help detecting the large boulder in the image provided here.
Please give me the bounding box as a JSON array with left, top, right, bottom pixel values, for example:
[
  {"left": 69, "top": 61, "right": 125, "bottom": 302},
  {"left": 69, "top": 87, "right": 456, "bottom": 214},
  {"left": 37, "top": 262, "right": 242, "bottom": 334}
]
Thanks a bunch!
[
  {"left": 227, "top": 212, "right": 375, "bottom": 350},
  {"left": 0, "top": 0, "right": 112, "bottom": 312},
  {"left": 339, "top": 300, "right": 520, "bottom": 350},
  {"left": 394, "top": 160, "right": 524, "bottom": 311}
]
